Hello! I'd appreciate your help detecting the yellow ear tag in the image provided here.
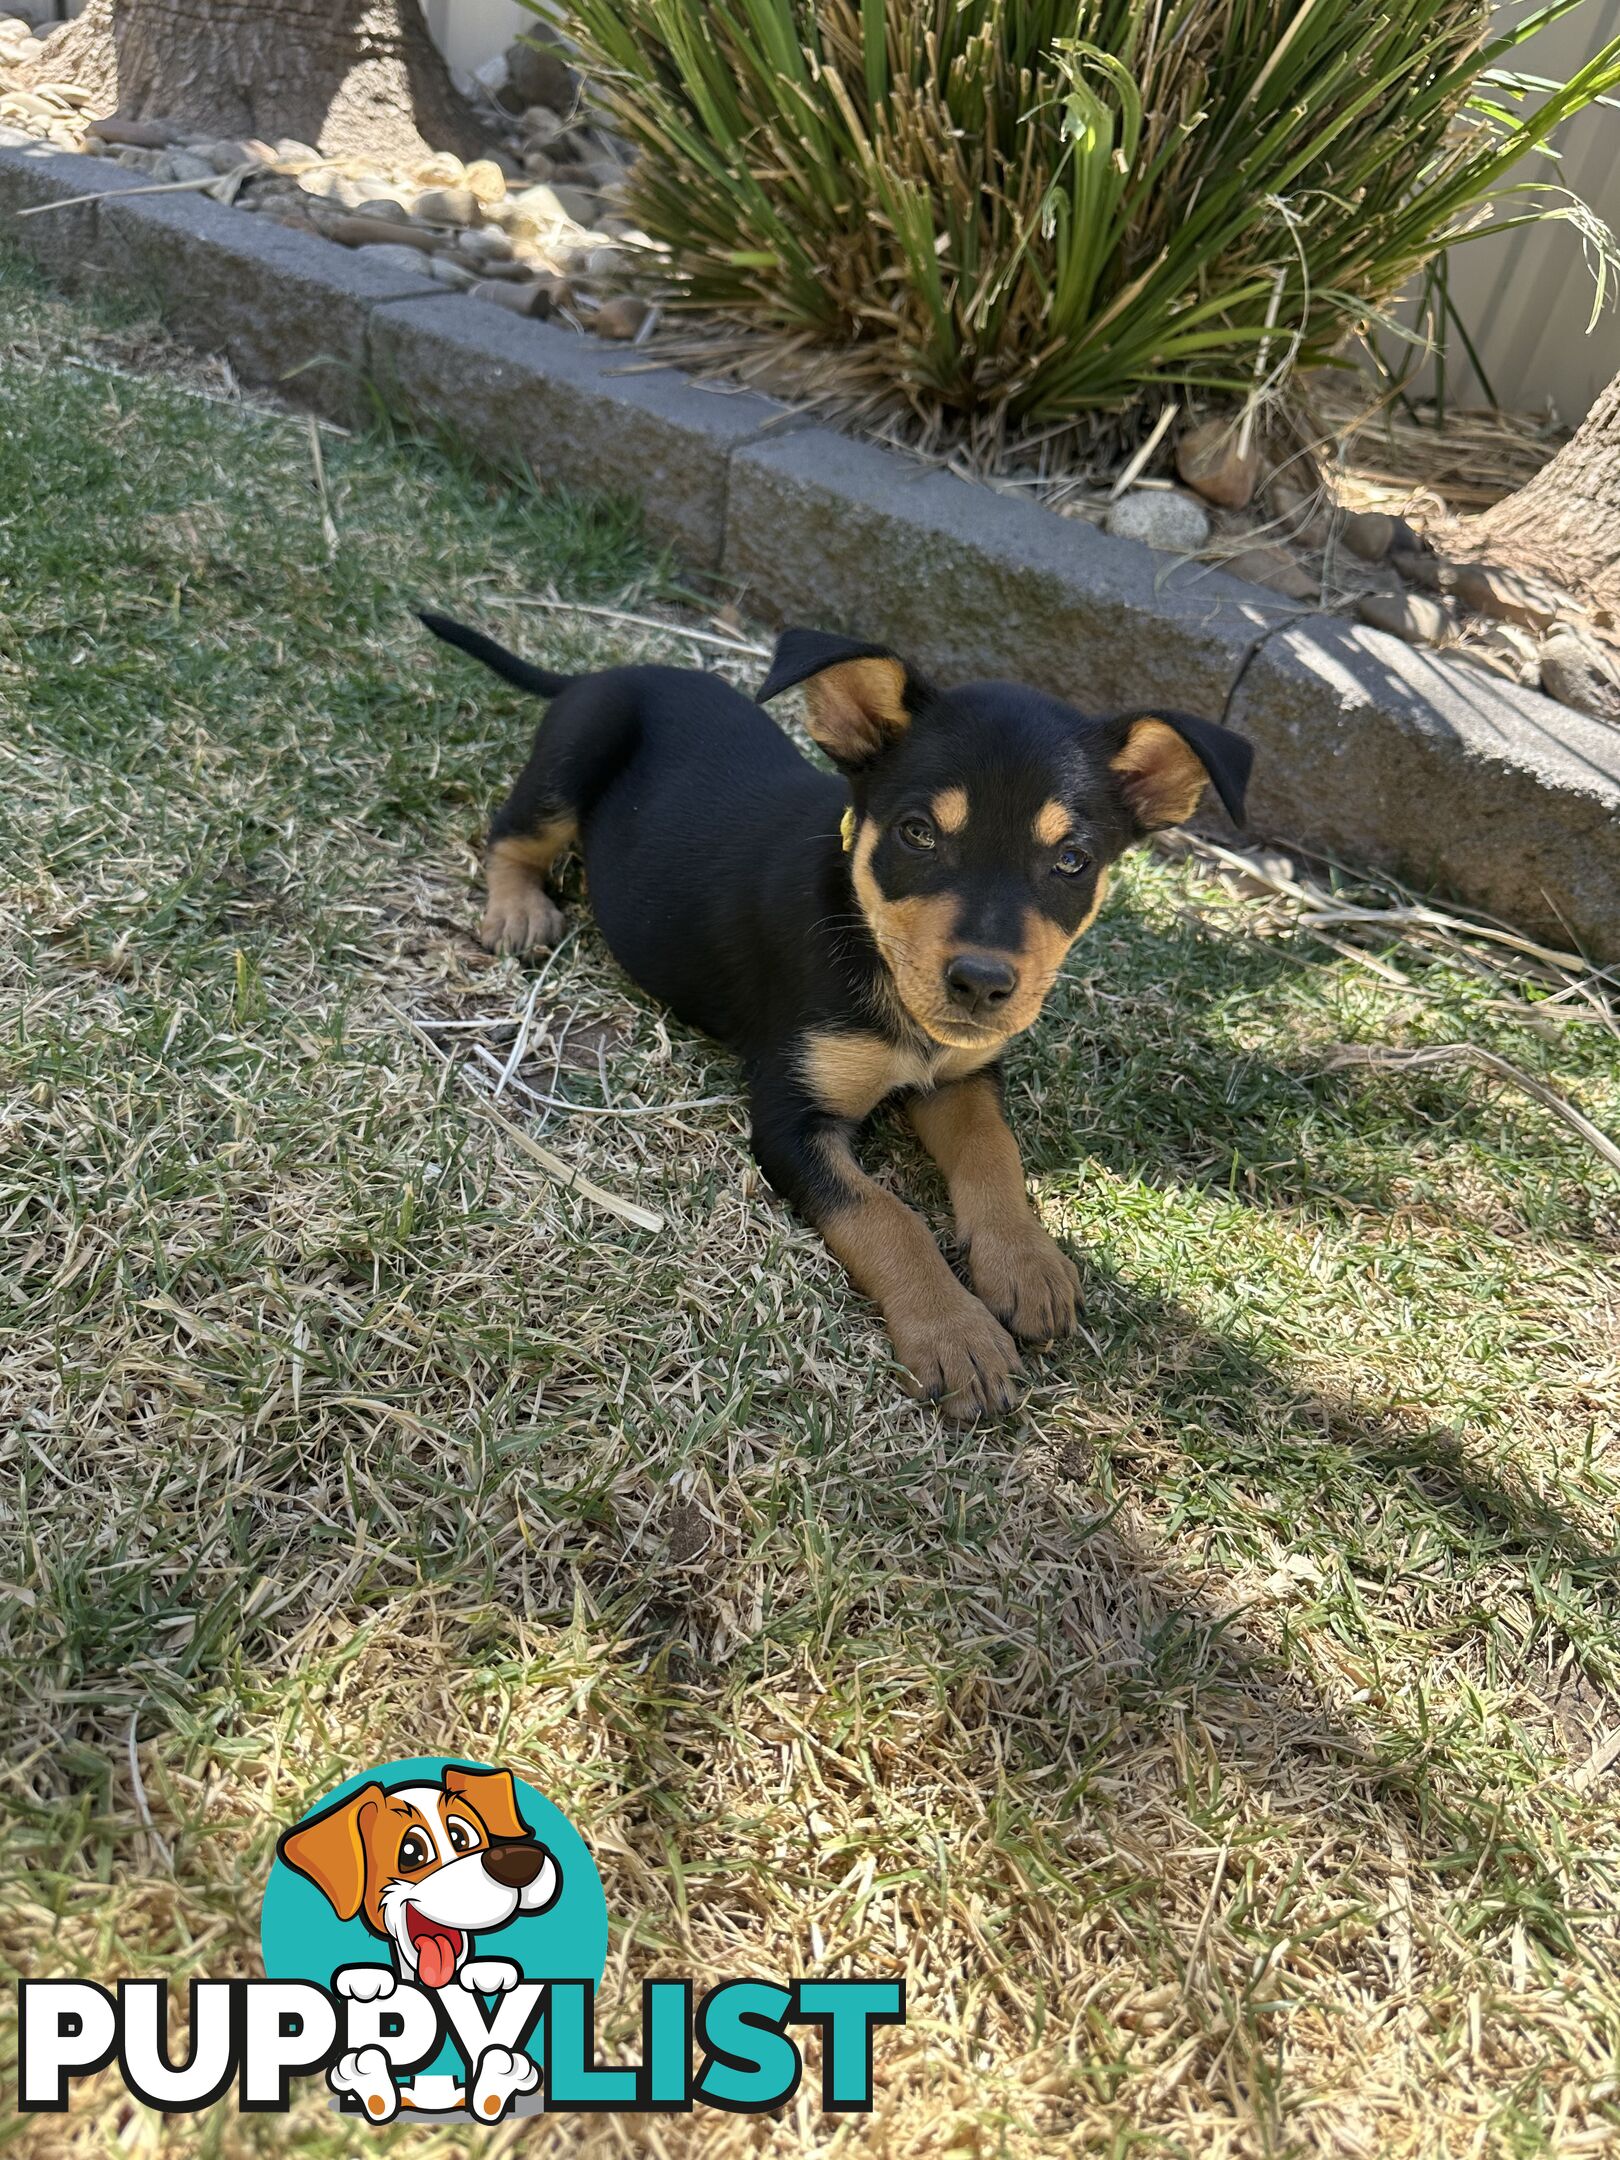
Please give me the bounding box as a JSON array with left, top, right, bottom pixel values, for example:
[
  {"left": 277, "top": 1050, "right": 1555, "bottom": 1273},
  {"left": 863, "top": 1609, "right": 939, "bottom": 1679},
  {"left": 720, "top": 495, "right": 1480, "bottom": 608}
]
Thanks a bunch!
[{"left": 839, "top": 806, "right": 857, "bottom": 853}]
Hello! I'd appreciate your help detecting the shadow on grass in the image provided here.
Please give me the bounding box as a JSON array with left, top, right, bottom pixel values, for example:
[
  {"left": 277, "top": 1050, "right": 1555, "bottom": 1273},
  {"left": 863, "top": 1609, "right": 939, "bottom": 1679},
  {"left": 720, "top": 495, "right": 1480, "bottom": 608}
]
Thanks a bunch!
[
  {"left": 12, "top": 1208, "right": 1614, "bottom": 2140},
  {"left": 631, "top": 1243, "right": 1618, "bottom": 1962},
  {"left": 1018, "top": 900, "right": 1609, "bottom": 1240},
  {"left": 1055, "top": 1251, "right": 1619, "bottom": 1590}
]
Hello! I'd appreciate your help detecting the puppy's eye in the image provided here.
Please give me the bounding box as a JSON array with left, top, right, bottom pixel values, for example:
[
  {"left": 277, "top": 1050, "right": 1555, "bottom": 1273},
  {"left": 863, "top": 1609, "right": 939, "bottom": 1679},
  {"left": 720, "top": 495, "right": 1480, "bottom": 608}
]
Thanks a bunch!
[
  {"left": 447, "top": 1819, "right": 476, "bottom": 1853},
  {"left": 1053, "top": 844, "right": 1091, "bottom": 879},
  {"left": 398, "top": 1831, "right": 433, "bottom": 1870},
  {"left": 897, "top": 817, "right": 937, "bottom": 853}
]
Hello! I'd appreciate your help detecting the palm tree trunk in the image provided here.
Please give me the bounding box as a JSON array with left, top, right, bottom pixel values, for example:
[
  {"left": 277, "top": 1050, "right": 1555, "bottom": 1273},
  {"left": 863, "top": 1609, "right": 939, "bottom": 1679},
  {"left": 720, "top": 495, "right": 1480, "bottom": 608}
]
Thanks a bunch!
[
  {"left": 1458, "top": 369, "right": 1620, "bottom": 619},
  {"left": 29, "top": 0, "right": 492, "bottom": 166}
]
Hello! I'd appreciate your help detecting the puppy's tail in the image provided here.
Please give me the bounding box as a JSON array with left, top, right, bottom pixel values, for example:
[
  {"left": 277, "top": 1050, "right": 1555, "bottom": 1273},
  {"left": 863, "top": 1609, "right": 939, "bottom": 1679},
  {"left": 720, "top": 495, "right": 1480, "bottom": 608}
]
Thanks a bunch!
[{"left": 417, "top": 610, "right": 577, "bottom": 699}]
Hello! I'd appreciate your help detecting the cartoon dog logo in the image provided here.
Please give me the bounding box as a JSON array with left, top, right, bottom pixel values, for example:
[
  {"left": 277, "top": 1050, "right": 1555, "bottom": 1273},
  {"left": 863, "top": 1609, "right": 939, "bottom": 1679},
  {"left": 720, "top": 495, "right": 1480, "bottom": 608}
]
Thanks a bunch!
[{"left": 278, "top": 1763, "right": 562, "bottom": 2121}]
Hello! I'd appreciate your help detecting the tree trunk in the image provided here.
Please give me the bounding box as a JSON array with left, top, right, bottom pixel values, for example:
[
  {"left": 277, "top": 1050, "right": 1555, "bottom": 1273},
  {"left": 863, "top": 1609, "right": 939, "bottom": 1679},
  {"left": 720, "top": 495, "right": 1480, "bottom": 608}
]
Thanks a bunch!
[
  {"left": 1457, "top": 368, "right": 1620, "bottom": 619},
  {"left": 26, "top": 0, "right": 493, "bottom": 168}
]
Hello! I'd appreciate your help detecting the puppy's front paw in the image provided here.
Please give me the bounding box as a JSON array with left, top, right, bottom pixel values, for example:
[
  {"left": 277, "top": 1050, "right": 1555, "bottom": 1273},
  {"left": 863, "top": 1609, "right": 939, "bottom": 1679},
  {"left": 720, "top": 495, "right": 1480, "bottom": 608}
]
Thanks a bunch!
[
  {"left": 892, "top": 1296, "right": 1023, "bottom": 1423},
  {"left": 481, "top": 889, "right": 566, "bottom": 957},
  {"left": 967, "top": 1222, "right": 1081, "bottom": 1343}
]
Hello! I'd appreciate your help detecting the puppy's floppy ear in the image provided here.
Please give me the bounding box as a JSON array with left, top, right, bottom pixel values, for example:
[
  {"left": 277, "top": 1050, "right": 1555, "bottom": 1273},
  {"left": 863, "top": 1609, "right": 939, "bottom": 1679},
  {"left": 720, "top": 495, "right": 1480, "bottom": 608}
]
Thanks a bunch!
[
  {"left": 756, "top": 627, "right": 923, "bottom": 770},
  {"left": 278, "top": 1783, "right": 384, "bottom": 1921},
  {"left": 1109, "top": 710, "right": 1253, "bottom": 831},
  {"left": 443, "top": 1764, "right": 531, "bottom": 1843}
]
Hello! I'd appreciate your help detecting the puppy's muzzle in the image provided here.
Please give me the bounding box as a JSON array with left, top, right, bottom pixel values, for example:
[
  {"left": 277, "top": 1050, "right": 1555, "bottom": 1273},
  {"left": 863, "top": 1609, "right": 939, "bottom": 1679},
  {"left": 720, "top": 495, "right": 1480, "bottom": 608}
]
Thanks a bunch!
[
  {"left": 482, "top": 1839, "right": 549, "bottom": 1890},
  {"left": 944, "top": 951, "right": 1018, "bottom": 1020}
]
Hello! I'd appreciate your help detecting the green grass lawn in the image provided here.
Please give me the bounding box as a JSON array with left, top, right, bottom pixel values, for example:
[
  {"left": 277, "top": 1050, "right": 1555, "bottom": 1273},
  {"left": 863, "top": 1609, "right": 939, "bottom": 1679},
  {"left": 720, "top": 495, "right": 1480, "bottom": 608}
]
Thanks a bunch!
[{"left": 2, "top": 244, "right": 1619, "bottom": 2159}]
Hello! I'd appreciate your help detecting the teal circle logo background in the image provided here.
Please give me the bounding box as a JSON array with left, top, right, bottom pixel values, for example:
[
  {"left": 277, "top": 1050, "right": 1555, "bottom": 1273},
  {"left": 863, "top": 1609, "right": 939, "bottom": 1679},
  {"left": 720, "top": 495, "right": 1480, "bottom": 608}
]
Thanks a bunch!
[{"left": 261, "top": 1757, "right": 608, "bottom": 2000}]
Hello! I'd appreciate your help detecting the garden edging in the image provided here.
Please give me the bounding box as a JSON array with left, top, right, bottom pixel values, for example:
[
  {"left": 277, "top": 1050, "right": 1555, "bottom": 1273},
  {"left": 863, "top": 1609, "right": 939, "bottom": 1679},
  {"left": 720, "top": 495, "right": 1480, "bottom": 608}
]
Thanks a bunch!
[{"left": 5, "top": 134, "right": 1617, "bottom": 958}]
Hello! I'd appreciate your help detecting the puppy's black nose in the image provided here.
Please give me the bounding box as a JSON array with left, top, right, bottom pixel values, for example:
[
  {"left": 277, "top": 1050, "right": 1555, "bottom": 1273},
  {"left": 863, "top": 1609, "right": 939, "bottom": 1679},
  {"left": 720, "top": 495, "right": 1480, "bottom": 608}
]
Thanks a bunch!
[
  {"left": 483, "top": 1840, "right": 548, "bottom": 1889},
  {"left": 944, "top": 952, "right": 1018, "bottom": 1016}
]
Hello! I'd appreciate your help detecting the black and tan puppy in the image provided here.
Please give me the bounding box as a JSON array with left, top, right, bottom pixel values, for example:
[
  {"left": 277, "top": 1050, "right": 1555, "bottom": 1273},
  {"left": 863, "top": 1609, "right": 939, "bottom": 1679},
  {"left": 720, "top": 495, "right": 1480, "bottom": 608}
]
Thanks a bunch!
[{"left": 421, "top": 612, "right": 1252, "bottom": 1420}]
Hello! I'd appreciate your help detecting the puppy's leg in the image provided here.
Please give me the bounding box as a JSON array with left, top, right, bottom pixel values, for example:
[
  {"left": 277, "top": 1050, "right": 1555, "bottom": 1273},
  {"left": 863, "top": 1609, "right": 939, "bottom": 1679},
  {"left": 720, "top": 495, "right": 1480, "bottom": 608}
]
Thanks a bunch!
[
  {"left": 482, "top": 813, "right": 575, "bottom": 957},
  {"left": 751, "top": 1086, "right": 1021, "bottom": 1421},
  {"left": 480, "top": 677, "right": 643, "bottom": 957},
  {"left": 481, "top": 693, "right": 590, "bottom": 956},
  {"left": 481, "top": 733, "right": 575, "bottom": 958},
  {"left": 908, "top": 1072, "right": 1080, "bottom": 1343}
]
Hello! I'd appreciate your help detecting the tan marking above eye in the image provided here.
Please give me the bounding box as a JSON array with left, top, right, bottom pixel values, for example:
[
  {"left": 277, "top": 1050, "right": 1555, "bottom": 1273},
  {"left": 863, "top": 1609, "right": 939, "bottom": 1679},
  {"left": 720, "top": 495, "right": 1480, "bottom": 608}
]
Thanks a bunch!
[
  {"left": 931, "top": 786, "right": 969, "bottom": 835},
  {"left": 1032, "top": 800, "right": 1070, "bottom": 847}
]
